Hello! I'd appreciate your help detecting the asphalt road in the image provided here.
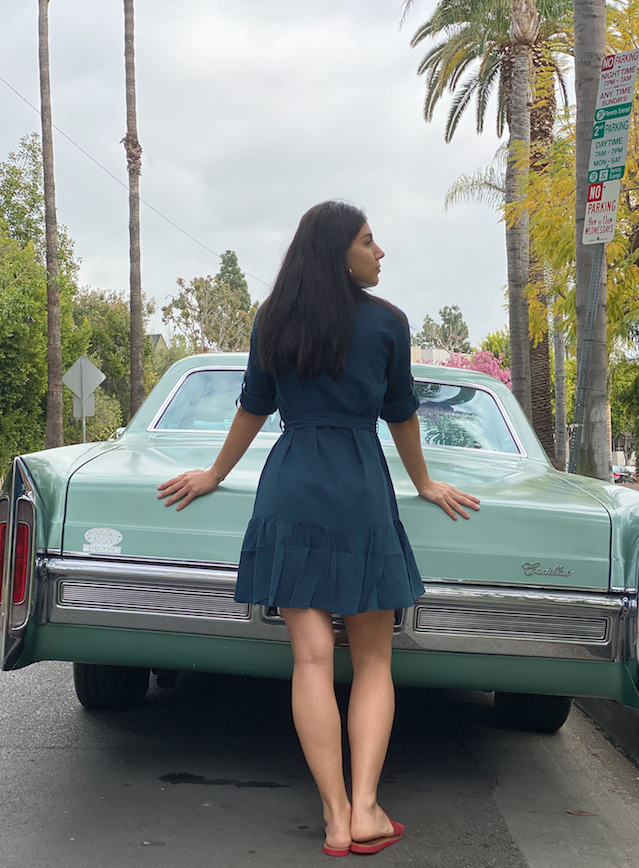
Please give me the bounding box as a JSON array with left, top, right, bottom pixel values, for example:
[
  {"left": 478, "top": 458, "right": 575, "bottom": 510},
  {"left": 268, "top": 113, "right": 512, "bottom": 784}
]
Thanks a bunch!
[{"left": 2, "top": 663, "right": 639, "bottom": 868}]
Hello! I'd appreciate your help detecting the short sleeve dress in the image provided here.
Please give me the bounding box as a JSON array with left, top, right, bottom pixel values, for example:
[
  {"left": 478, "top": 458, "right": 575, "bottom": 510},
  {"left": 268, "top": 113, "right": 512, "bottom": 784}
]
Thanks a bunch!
[{"left": 234, "top": 297, "right": 424, "bottom": 616}]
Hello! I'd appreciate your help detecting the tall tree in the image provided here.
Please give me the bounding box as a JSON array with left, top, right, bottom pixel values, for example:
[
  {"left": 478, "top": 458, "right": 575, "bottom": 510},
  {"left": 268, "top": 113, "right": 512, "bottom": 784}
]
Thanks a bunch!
[
  {"left": 403, "top": 0, "right": 571, "bottom": 429},
  {"left": 505, "top": 0, "right": 539, "bottom": 419},
  {"left": 162, "top": 276, "right": 257, "bottom": 354},
  {"left": 414, "top": 305, "right": 472, "bottom": 354},
  {"left": 527, "top": 35, "right": 560, "bottom": 462},
  {"left": 215, "top": 250, "right": 252, "bottom": 312},
  {"left": 38, "top": 0, "right": 63, "bottom": 447},
  {"left": 123, "top": 0, "right": 145, "bottom": 417},
  {"left": 573, "top": 0, "right": 608, "bottom": 479},
  {"left": 553, "top": 311, "right": 567, "bottom": 466},
  {"left": 446, "top": 148, "right": 561, "bottom": 464}
]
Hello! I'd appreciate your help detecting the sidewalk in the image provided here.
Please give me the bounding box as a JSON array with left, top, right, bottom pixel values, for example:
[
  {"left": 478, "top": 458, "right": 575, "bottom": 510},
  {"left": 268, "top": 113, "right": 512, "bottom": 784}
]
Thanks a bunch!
[{"left": 577, "top": 699, "right": 639, "bottom": 766}]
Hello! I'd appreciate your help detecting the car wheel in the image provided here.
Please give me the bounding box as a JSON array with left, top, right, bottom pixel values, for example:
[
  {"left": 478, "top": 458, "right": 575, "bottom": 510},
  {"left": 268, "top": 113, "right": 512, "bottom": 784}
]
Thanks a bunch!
[
  {"left": 493, "top": 692, "right": 572, "bottom": 733},
  {"left": 73, "top": 662, "right": 150, "bottom": 710}
]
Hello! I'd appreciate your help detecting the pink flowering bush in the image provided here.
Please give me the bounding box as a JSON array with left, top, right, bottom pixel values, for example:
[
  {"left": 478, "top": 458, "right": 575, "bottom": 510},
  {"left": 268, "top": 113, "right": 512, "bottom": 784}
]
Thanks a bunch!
[{"left": 441, "top": 350, "right": 512, "bottom": 389}]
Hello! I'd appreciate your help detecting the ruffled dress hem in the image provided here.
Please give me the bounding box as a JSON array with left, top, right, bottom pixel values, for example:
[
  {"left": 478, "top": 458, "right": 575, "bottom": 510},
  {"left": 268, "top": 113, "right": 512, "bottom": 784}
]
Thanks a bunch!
[{"left": 235, "top": 515, "right": 424, "bottom": 616}]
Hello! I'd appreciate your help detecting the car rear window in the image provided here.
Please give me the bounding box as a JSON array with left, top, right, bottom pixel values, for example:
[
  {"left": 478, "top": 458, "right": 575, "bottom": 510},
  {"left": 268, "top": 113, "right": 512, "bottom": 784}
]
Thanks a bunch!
[
  {"left": 153, "top": 369, "right": 282, "bottom": 433},
  {"left": 154, "top": 370, "right": 519, "bottom": 453},
  {"left": 378, "top": 381, "right": 519, "bottom": 454}
]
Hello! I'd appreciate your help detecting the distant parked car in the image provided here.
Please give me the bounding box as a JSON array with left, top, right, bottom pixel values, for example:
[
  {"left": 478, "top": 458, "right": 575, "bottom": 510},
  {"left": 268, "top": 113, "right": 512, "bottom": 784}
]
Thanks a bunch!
[
  {"left": 3, "top": 355, "right": 639, "bottom": 735},
  {"left": 613, "top": 465, "right": 634, "bottom": 484},
  {"left": 625, "top": 466, "right": 637, "bottom": 483}
]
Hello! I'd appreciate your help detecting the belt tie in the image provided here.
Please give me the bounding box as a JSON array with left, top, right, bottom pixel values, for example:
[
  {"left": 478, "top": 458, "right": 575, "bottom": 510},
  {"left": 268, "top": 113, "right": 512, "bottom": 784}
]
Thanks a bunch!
[{"left": 283, "top": 415, "right": 376, "bottom": 433}]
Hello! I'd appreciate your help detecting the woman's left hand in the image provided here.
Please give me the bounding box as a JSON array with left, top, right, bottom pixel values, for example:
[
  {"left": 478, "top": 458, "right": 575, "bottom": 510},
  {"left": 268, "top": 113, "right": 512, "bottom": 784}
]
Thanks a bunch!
[
  {"left": 157, "top": 468, "right": 218, "bottom": 511},
  {"left": 418, "top": 479, "right": 481, "bottom": 521}
]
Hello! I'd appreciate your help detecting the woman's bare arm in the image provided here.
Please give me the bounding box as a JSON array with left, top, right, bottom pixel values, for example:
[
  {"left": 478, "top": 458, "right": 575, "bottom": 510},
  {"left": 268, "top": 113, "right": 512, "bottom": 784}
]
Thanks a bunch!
[
  {"left": 387, "top": 414, "right": 480, "bottom": 520},
  {"left": 157, "top": 407, "right": 269, "bottom": 510}
]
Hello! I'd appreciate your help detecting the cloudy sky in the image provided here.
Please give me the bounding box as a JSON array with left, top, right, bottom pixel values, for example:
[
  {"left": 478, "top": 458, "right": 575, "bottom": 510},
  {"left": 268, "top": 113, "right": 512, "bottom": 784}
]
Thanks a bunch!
[{"left": 1, "top": 0, "right": 517, "bottom": 345}]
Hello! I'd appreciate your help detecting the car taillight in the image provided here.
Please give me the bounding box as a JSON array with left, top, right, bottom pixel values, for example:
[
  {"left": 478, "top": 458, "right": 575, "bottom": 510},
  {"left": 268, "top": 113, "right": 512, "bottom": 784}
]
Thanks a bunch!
[{"left": 13, "top": 523, "right": 29, "bottom": 605}]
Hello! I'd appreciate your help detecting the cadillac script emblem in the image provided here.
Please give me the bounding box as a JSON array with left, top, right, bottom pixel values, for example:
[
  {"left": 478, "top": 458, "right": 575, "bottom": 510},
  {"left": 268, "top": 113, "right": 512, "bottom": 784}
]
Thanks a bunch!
[{"left": 521, "top": 563, "right": 574, "bottom": 578}]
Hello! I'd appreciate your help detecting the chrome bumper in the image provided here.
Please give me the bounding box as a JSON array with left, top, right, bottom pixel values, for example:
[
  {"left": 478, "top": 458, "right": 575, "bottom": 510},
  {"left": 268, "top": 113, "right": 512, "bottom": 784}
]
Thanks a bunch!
[{"left": 42, "top": 555, "right": 637, "bottom": 664}]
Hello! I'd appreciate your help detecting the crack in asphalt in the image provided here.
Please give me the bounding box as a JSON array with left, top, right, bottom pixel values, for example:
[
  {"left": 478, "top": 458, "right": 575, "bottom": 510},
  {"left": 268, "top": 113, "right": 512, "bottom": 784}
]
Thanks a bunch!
[{"left": 159, "top": 772, "right": 290, "bottom": 789}]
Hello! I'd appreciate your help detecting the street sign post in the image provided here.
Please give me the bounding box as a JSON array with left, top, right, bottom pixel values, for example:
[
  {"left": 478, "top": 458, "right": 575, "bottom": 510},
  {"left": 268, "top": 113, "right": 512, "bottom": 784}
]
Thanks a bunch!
[
  {"left": 62, "top": 355, "right": 106, "bottom": 443},
  {"left": 569, "top": 49, "right": 639, "bottom": 475}
]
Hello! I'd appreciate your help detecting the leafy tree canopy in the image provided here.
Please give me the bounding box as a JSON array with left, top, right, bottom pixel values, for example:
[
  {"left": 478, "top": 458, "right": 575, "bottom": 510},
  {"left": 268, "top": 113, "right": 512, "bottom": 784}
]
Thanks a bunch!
[
  {"left": 482, "top": 327, "right": 511, "bottom": 368},
  {"left": 414, "top": 304, "right": 472, "bottom": 354},
  {"left": 215, "top": 250, "right": 252, "bottom": 312},
  {"left": 0, "top": 133, "right": 79, "bottom": 284},
  {"left": 71, "top": 287, "right": 155, "bottom": 425},
  {"left": 0, "top": 135, "right": 88, "bottom": 471},
  {"left": 162, "top": 274, "right": 257, "bottom": 354}
]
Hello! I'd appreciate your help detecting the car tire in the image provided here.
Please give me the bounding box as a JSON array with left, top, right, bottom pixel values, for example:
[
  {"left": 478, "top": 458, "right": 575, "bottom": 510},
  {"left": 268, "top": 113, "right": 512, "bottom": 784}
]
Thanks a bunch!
[
  {"left": 73, "top": 663, "right": 150, "bottom": 710},
  {"left": 493, "top": 692, "right": 572, "bottom": 733}
]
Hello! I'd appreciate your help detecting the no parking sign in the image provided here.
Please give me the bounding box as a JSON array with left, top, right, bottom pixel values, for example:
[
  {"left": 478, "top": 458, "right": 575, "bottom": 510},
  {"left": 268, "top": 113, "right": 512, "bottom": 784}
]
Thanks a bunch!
[{"left": 583, "top": 49, "right": 638, "bottom": 244}]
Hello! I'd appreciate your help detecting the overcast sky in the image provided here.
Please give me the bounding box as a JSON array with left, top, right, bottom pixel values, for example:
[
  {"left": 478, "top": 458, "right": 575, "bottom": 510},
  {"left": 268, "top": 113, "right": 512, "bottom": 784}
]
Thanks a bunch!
[{"left": 1, "top": 0, "right": 521, "bottom": 346}]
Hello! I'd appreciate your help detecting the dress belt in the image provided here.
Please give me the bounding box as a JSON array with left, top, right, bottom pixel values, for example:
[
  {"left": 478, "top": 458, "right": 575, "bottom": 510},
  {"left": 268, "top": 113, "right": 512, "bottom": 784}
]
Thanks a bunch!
[{"left": 283, "top": 415, "right": 376, "bottom": 432}]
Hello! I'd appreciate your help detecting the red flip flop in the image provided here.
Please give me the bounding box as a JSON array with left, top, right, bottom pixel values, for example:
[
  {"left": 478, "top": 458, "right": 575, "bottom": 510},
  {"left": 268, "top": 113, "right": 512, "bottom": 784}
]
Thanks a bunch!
[
  {"left": 323, "top": 843, "right": 351, "bottom": 857},
  {"left": 350, "top": 818, "right": 404, "bottom": 854}
]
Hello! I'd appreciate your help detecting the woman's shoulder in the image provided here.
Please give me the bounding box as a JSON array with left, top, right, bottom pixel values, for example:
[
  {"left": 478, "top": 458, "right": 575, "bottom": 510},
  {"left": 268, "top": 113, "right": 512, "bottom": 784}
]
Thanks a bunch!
[{"left": 358, "top": 296, "right": 409, "bottom": 333}]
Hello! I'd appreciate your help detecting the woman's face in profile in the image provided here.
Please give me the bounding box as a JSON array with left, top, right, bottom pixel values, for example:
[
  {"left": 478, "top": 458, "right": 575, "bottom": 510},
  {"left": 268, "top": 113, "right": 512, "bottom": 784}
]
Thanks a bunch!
[{"left": 346, "top": 222, "right": 385, "bottom": 288}]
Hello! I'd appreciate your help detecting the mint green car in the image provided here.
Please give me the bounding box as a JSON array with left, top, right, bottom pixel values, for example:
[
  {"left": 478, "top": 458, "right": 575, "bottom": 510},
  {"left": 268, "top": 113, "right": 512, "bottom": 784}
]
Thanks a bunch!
[{"left": 3, "top": 354, "right": 639, "bottom": 732}]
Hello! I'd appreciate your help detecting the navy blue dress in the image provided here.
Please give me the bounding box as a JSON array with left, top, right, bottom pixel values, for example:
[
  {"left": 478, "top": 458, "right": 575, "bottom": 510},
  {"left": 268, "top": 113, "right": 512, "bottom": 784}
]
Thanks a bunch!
[{"left": 234, "top": 298, "right": 424, "bottom": 616}]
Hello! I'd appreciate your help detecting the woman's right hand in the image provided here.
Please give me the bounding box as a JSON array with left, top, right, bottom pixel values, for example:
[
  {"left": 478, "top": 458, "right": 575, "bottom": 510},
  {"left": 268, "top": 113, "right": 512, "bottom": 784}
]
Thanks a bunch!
[
  {"left": 157, "top": 468, "right": 218, "bottom": 511},
  {"left": 418, "top": 478, "right": 480, "bottom": 521}
]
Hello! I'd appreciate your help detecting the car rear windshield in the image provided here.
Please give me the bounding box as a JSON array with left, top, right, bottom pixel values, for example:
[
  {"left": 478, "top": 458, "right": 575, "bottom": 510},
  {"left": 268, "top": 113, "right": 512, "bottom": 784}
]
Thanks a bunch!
[
  {"left": 153, "top": 370, "right": 519, "bottom": 453},
  {"left": 153, "top": 369, "right": 282, "bottom": 434},
  {"left": 378, "top": 381, "right": 519, "bottom": 454}
]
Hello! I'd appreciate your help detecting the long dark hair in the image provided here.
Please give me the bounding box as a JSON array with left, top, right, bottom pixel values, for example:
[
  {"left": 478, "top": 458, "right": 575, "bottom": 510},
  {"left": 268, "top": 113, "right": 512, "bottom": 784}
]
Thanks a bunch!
[{"left": 257, "top": 200, "right": 368, "bottom": 379}]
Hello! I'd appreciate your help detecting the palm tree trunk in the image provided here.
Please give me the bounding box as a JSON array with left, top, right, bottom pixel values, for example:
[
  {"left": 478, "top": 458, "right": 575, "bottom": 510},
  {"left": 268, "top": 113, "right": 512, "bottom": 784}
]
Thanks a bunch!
[
  {"left": 506, "top": 0, "right": 538, "bottom": 420},
  {"left": 39, "top": 0, "right": 63, "bottom": 448},
  {"left": 527, "top": 44, "right": 558, "bottom": 463},
  {"left": 123, "top": 0, "right": 145, "bottom": 417},
  {"left": 553, "top": 314, "right": 567, "bottom": 469},
  {"left": 573, "top": 0, "right": 609, "bottom": 479},
  {"left": 529, "top": 288, "right": 556, "bottom": 463}
]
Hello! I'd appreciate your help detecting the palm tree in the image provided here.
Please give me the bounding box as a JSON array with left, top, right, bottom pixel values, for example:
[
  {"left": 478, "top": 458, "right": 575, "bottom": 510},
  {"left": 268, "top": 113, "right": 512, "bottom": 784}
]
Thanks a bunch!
[
  {"left": 505, "top": 0, "right": 539, "bottom": 420},
  {"left": 573, "top": 0, "right": 609, "bottom": 479},
  {"left": 123, "top": 0, "right": 145, "bottom": 417},
  {"left": 402, "top": 0, "right": 571, "bottom": 429},
  {"left": 445, "top": 151, "right": 566, "bottom": 467},
  {"left": 38, "top": 0, "right": 63, "bottom": 447}
]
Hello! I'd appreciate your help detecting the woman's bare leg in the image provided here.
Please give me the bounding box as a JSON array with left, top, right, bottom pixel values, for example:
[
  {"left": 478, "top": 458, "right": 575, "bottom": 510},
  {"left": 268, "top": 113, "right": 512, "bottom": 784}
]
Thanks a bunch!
[
  {"left": 281, "top": 607, "right": 351, "bottom": 851},
  {"left": 343, "top": 609, "right": 396, "bottom": 842}
]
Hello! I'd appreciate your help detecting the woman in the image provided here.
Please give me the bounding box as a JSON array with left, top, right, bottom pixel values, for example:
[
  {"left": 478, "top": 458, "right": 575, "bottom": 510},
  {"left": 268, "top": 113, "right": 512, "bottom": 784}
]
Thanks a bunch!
[{"left": 158, "top": 201, "right": 480, "bottom": 856}]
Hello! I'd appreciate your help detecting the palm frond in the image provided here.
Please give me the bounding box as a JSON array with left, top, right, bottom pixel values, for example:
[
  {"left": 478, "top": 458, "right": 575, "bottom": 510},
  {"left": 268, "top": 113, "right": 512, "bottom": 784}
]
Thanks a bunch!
[
  {"left": 409, "top": 0, "right": 574, "bottom": 142},
  {"left": 475, "top": 54, "right": 503, "bottom": 133},
  {"left": 444, "top": 166, "right": 506, "bottom": 211},
  {"left": 445, "top": 77, "right": 480, "bottom": 141}
]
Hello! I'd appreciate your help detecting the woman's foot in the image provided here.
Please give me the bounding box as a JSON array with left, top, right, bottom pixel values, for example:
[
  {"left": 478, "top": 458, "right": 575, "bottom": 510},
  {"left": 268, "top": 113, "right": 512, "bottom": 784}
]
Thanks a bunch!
[
  {"left": 350, "top": 803, "right": 394, "bottom": 844},
  {"left": 324, "top": 803, "right": 352, "bottom": 856},
  {"left": 350, "top": 818, "right": 404, "bottom": 854}
]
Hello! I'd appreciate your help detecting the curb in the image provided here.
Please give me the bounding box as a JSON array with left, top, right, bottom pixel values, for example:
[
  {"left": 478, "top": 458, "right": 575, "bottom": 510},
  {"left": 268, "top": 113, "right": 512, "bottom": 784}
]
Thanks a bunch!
[{"left": 576, "top": 698, "right": 639, "bottom": 766}]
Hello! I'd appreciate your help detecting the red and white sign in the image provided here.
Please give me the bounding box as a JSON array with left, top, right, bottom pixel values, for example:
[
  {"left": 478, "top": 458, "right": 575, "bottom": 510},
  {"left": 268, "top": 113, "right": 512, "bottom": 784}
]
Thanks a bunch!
[
  {"left": 583, "top": 179, "right": 621, "bottom": 244},
  {"left": 583, "top": 49, "right": 638, "bottom": 245}
]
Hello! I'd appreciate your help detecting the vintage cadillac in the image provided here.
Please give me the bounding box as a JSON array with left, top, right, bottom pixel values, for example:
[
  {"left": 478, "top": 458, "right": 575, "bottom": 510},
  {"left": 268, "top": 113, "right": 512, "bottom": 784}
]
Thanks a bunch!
[{"left": 3, "top": 353, "right": 639, "bottom": 733}]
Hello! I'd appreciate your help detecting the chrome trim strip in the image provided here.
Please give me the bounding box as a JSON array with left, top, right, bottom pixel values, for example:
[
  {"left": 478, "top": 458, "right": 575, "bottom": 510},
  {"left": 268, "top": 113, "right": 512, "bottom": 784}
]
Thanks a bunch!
[
  {"left": 42, "top": 556, "right": 635, "bottom": 662},
  {"left": 147, "top": 365, "right": 246, "bottom": 432},
  {"left": 390, "top": 583, "right": 632, "bottom": 662},
  {"left": 58, "top": 580, "right": 250, "bottom": 620},
  {"left": 2, "top": 459, "right": 38, "bottom": 670},
  {"left": 58, "top": 552, "right": 239, "bottom": 571}
]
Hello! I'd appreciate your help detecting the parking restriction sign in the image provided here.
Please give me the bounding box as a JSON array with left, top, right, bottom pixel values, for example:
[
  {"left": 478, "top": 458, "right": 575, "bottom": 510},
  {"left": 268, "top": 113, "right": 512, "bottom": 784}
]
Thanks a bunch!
[{"left": 583, "top": 49, "right": 638, "bottom": 245}]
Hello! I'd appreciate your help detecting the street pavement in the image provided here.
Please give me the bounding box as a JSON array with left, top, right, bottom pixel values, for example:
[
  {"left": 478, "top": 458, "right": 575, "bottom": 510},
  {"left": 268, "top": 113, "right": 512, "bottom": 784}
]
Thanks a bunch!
[{"left": 1, "top": 662, "right": 639, "bottom": 868}]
